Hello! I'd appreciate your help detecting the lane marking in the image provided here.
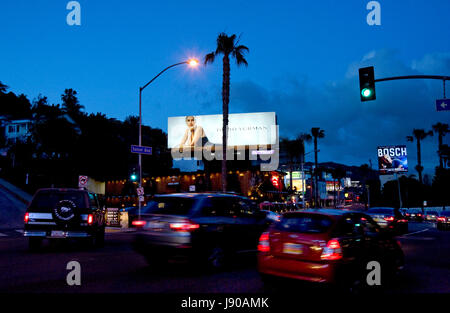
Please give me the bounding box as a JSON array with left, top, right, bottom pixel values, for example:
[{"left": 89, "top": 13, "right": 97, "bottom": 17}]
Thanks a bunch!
[
  {"left": 402, "top": 229, "right": 428, "bottom": 236},
  {"left": 15, "top": 229, "right": 24, "bottom": 233},
  {"left": 0, "top": 233, "right": 7, "bottom": 237}
]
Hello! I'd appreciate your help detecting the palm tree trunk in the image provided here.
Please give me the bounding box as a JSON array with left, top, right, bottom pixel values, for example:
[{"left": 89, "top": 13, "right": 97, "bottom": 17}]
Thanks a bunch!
[
  {"left": 222, "top": 54, "right": 230, "bottom": 192},
  {"left": 314, "top": 137, "right": 318, "bottom": 207},
  {"left": 417, "top": 139, "right": 422, "bottom": 184},
  {"left": 438, "top": 133, "right": 443, "bottom": 169}
]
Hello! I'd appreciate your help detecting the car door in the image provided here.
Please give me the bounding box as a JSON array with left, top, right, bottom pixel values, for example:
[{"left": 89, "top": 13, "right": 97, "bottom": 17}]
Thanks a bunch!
[{"left": 233, "top": 198, "right": 266, "bottom": 251}]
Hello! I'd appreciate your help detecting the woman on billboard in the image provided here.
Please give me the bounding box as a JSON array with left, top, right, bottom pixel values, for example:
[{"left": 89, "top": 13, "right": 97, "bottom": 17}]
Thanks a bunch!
[{"left": 179, "top": 116, "right": 209, "bottom": 148}]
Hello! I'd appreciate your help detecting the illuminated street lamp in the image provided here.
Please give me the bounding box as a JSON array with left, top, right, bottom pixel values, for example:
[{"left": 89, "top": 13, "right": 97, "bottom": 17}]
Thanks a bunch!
[{"left": 137, "top": 58, "right": 199, "bottom": 218}]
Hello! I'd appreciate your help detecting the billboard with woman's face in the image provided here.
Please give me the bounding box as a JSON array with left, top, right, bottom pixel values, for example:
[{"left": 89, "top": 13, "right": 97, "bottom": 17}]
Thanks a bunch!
[
  {"left": 377, "top": 145, "right": 408, "bottom": 174},
  {"left": 168, "top": 112, "right": 277, "bottom": 149}
]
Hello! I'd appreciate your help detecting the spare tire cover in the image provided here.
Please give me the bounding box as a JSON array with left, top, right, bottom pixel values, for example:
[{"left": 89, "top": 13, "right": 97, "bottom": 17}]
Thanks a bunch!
[{"left": 53, "top": 200, "right": 77, "bottom": 224}]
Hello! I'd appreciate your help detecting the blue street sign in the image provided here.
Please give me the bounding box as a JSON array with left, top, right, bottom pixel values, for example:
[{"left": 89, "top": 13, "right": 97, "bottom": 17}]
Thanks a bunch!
[
  {"left": 131, "top": 145, "right": 152, "bottom": 155},
  {"left": 436, "top": 99, "right": 450, "bottom": 111}
]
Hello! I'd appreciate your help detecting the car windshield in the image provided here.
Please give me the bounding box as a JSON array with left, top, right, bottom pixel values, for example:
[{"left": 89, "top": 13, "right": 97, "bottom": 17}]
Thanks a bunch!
[
  {"left": 141, "top": 197, "right": 196, "bottom": 216},
  {"left": 367, "top": 208, "right": 394, "bottom": 214},
  {"left": 275, "top": 213, "right": 333, "bottom": 234},
  {"left": 29, "top": 190, "right": 87, "bottom": 212}
]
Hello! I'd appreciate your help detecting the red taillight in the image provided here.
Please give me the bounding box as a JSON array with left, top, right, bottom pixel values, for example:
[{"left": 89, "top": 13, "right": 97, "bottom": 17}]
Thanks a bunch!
[
  {"left": 437, "top": 217, "right": 446, "bottom": 222},
  {"left": 169, "top": 221, "right": 200, "bottom": 232},
  {"left": 398, "top": 219, "right": 408, "bottom": 223},
  {"left": 384, "top": 216, "right": 395, "bottom": 222},
  {"left": 132, "top": 220, "right": 147, "bottom": 227},
  {"left": 24, "top": 212, "right": 29, "bottom": 224},
  {"left": 87, "top": 214, "right": 94, "bottom": 225},
  {"left": 258, "top": 232, "right": 270, "bottom": 253},
  {"left": 321, "top": 239, "right": 343, "bottom": 261}
]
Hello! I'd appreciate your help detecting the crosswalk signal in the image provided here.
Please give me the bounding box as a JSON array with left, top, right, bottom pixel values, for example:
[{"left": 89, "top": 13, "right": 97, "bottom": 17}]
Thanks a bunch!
[{"left": 359, "top": 66, "right": 376, "bottom": 101}]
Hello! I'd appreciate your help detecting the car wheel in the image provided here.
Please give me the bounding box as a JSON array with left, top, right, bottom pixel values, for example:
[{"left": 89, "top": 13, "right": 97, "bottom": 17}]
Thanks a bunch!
[
  {"left": 28, "top": 237, "right": 42, "bottom": 251},
  {"left": 207, "top": 246, "right": 226, "bottom": 270}
]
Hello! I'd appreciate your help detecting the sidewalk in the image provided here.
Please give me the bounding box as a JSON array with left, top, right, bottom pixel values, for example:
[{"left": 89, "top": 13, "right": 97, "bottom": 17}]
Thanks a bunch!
[{"left": 0, "top": 178, "right": 32, "bottom": 204}]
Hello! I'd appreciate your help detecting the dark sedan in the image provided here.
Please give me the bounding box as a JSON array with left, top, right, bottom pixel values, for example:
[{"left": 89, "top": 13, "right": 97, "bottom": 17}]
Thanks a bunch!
[{"left": 366, "top": 207, "right": 408, "bottom": 234}]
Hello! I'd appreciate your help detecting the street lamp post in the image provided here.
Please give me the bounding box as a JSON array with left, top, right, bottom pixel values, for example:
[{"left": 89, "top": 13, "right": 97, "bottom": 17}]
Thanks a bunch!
[
  {"left": 137, "top": 59, "right": 199, "bottom": 219},
  {"left": 301, "top": 150, "right": 317, "bottom": 209}
]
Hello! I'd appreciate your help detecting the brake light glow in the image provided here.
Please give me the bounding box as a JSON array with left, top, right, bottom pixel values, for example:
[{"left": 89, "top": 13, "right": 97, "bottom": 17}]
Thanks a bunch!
[
  {"left": 437, "top": 217, "right": 446, "bottom": 222},
  {"left": 24, "top": 212, "right": 29, "bottom": 224},
  {"left": 321, "top": 239, "right": 343, "bottom": 261},
  {"left": 132, "top": 220, "right": 147, "bottom": 227},
  {"left": 384, "top": 216, "right": 395, "bottom": 222},
  {"left": 258, "top": 232, "right": 270, "bottom": 253},
  {"left": 169, "top": 222, "right": 200, "bottom": 232},
  {"left": 87, "top": 214, "right": 94, "bottom": 225}
]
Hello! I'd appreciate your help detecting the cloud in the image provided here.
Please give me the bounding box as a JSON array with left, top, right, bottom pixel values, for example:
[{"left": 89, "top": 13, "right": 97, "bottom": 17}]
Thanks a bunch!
[{"left": 231, "top": 50, "right": 450, "bottom": 175}]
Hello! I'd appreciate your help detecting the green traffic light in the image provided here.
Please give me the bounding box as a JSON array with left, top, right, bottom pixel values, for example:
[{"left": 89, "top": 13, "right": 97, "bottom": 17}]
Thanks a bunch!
[
  {"left": 130, "top": 174, "right": 137, "bottom": 181},
  {"left": 361, "top": 88, "right": 373, "bottom": 98}
]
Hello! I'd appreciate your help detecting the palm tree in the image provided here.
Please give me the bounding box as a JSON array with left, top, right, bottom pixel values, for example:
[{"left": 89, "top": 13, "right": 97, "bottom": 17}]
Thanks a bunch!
[
  {"left": 204, "top": 33, "right": 249, "bottom": 192},
  {"left": 311, "top": 128, "right": 325, "bottom": 207},
  {"left": 432, "top": 122, "right": 449, "bottom": 169},
  {"left": 406, "top": 129, "right": 433, "bottom": 185},
  {"left": 61, "top": 88, "right": 85, "bottom": 120}
]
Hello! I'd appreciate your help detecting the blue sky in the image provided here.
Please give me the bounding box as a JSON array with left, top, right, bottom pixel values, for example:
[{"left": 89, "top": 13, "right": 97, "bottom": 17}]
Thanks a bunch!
[{"left": 1, "top": 0, "right": 450, "bottom": 176}]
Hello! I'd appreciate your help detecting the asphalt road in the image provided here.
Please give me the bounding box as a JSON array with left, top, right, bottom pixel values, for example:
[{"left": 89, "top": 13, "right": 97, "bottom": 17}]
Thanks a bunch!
[{"left": 0, "top": 222, "right": 449, "bottom": 294}]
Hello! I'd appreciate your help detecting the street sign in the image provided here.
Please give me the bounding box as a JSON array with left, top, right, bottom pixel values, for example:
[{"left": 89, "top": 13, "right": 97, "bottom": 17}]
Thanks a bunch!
[
  {"left": 78, "top": 175, "right": 88, "bottom": 188},
  {"left": 189, "top": 185, "right": 196, "bottom": 192},
  {"left": 138, "top": 195, "right": 144, "bottom": 202},
  {"left": 136, "top": 187, "right": 144, "bottom": 196},
  {"left": 131, "top": 145, "right": 152, "bottom": 155},
  {"left": 436, "top": 99, "right": 450, "bottom": 111}
]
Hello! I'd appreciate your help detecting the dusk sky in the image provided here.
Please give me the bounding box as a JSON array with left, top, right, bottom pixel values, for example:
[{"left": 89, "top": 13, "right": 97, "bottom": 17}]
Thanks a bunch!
[{"left": 2, "top": 0, "right": 450, "bottom": 176}]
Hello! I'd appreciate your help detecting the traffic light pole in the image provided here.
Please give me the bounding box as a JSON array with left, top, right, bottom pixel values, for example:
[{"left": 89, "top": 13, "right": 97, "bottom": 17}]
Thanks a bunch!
[{"left": 375, "top": 75, "right": 449, "bottom": 98}]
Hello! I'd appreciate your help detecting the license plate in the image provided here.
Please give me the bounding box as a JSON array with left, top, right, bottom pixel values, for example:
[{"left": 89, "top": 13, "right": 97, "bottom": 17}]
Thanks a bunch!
[
  {"left": 283, "top": 243, "right": 303, "bottom": 255},
  {"left": 51, "top": 231, "right": 65, "bottom": 238}
]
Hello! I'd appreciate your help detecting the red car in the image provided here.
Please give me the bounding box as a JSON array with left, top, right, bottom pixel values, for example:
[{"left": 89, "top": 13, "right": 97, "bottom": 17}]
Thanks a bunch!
[{"left": 258, "top": 209, "right": 404, "bottom": 292}]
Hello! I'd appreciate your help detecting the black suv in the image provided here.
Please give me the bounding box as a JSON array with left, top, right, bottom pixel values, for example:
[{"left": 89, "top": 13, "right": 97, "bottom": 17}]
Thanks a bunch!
[
  {"left": 132, "top": 193, "right": 270, "bottom": 269},
  {"left": 24, "top": 188, "right": 106, "bottom": 250}
]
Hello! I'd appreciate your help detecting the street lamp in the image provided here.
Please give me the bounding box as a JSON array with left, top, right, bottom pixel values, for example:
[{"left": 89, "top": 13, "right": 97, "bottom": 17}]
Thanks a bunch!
[{"left": 137, "top": 58, "right": 199, "bottom": 218}]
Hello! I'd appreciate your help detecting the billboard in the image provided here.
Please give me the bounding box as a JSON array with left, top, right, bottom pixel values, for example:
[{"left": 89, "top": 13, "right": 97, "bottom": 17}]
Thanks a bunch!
[
  {"left": 168, "top": 112, "right": 277, "bottom": 149},
  {"left": 377, "top": 145, "right": 408, "bottom": 174}
]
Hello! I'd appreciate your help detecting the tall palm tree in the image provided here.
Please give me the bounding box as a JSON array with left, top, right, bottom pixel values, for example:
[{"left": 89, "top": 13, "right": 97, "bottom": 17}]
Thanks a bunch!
[
  {"left": 406, "top": 128, "right": 433, "bottom": 185},
  {"left": 432, "top": 122, "right": 449, "bottom": 169},
  {"left": 311, "top": 128, "right": 325, "bottom": 207},
  {"left": 204, "top": 33, "right": 249, "bottom": 192}
]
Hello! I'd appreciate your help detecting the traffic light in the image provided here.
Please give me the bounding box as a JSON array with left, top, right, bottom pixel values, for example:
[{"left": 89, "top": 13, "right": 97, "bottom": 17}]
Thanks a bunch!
[
  {"left": 130, "top": 168, "right": 138, "bottom": 182},
  {"left": 359, "top": 66, "right": 376, "bottom": 101}
]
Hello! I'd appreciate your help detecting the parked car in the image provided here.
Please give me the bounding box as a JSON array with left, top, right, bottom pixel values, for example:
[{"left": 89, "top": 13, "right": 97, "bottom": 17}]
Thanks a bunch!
[
  {"left": 132, "top": 193, "right": 270, "bottom": 269},
  {"left": 405, "top": 209, "right": 423, "bottom": 221},
  {"left": 257, "top": 209, "right": 404, "bottom": 292},
  {"left": 437, "top": 211, "right": 450, "bottom": 230},
  {"left": 424, "top": 211, "right": 438, "bottom": 222},
  {"left": 366, "top": 207, "right": 408, "bottom": 234},
  {"left": 24, "top": 188, "right": 106, "bottom": 250}
]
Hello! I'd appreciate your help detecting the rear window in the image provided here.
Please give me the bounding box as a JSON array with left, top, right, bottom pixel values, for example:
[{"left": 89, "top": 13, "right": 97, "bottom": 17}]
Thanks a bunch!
[
  {"left": 141, "top": 197, "right": 196, "bottom": 216},
  {"left": 367, "top": 208, "right": 394, "bottom": 214},
  {"left": 29, "top": 190, "right": 87, "bottom": 212},
  {"left": 275, "top": 214, "right": 333, "bottom": 234}
]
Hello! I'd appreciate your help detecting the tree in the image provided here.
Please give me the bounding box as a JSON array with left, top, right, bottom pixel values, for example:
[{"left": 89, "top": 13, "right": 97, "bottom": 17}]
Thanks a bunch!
[
  {"left": 407, "top": 128, "right": 433, "bottom": 213},
  {"left": 432, "top": 122, "right": 449, "bottom": 169},
  {"left": 0, "top": 81, "right": 8, "bottom": 93},
  {"left": 204, "top": 33, "right": 249, "bottom": 192},
  {"left": 406, "top": 128, "right": 433, "bottom": 185},
  {"left": 311, "top": 127, "right": 325, "bottom": 207},
  {"left": 61, "top": 89, "right": 85, "bottom": 120}
]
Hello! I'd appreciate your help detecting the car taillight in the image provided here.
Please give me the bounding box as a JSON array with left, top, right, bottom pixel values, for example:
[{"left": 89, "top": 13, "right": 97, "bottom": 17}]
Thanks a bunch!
[
  {"left": 258, "top": 232, "right": 270, "bottom": 253},
  {"left": 169, "top": 221, "right": 200, "bottom": 232},
  {"left": 132, "top": 220, "right": 147, "bottom": 227},
  {"left": 437, "top": 217, "right": 446, "bottom": 222},
  {"left": 24, "top": 212, "right": 29, "bottom": 224},
  {"left": 87, "top": 214, "right": 94, "bottom": 225},
  {"left": 384, "top": 216, "right": 395, "bottom": 222},
  {"left": 321, "top": 239, "right": 343, "bottom": 261},
  {"left": 398, "top": 219, "right": 408, "bottom": 223}
]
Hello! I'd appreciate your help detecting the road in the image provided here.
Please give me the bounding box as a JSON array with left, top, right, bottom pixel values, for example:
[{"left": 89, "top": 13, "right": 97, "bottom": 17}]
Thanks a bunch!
[{"left": 0, "top": 222, "right": 449, "bottom": 294}]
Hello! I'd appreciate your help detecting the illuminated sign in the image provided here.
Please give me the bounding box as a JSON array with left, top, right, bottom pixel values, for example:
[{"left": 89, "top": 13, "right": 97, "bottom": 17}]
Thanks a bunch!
[{"left": 377, "top": 145, "right": 408, "bottom": 174}]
